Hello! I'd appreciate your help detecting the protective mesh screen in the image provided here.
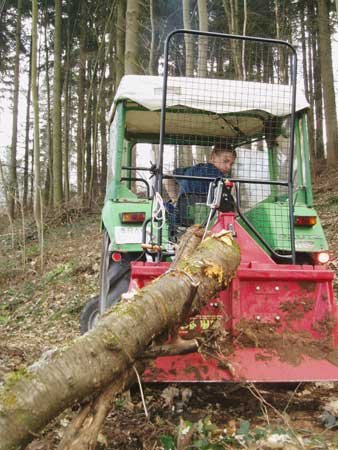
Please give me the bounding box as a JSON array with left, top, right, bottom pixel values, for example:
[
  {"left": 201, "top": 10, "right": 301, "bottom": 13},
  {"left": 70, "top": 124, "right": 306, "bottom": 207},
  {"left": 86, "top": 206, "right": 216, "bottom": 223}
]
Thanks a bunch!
[{"left": 160, "top": 32, "right": 295, "bottom": 252}]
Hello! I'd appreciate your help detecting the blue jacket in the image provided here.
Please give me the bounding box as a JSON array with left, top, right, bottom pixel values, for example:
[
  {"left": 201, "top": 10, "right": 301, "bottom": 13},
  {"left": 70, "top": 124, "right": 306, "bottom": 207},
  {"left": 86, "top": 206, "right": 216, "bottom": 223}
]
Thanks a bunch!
[{"left": 174, "top": 163, "right": 224, "bottom": 196}]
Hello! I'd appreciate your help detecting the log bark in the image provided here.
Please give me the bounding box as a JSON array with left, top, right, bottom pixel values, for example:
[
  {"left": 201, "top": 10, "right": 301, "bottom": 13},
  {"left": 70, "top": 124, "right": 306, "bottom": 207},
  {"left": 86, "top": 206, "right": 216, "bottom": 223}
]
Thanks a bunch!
[
  {"left": 58, "top": 226, "right": 203, "bottom": 449},
  {"left": 0, "top": 231, "right": 240, "bottom": 449},
  {"left": 56, "top": 364, "right": 140, "bottom": 450}
]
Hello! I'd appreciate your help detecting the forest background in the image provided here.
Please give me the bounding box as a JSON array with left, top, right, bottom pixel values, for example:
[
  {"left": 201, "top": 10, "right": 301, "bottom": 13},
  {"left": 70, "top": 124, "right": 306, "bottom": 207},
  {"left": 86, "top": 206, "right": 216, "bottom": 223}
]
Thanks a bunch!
[{"left": 1, "top": 1, "right": 338, "bottom": 448}]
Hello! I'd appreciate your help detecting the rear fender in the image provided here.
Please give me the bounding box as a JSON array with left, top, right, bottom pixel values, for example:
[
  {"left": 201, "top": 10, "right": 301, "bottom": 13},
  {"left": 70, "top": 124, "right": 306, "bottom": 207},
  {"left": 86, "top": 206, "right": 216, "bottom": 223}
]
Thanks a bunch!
[{"left": 101, "top": 198, "right": 152, "bottom": 253}]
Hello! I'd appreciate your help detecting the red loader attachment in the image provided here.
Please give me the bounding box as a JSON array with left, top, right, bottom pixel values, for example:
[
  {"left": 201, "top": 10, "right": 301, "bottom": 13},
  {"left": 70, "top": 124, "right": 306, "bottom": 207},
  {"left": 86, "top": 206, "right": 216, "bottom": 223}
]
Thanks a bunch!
[{"left": 130, "top": 213, "right": 338, "bottom": 382}]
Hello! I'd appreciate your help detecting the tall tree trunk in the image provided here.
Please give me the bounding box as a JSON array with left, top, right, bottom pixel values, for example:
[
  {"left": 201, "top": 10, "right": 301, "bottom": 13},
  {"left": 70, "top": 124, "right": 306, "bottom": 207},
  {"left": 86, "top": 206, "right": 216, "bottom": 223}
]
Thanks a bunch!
[
  {"left": 23, "top": 37, "right": 32, "bottom": 210},
  {"left": 182, "top": 0, "right": 193, "bottom": 77},
  {"left": 89, "top": 75, "right": 98, "bottom": 203},
  {"left": 197, "top": 0, "right": 208, "bottom": 78},
  {"left": 148, "top": 0, "right": 156, "bottom": 75},
  {"left": 0, "top": 231, "right": 240, "bottom": 449},
  {"left": 63, "top": 7, "right": 72, "bottom": 203},
  {"left": 116, "top": 0, "right": 126, "bottom": 86},
  {"left": 100, "top": 100, "right": 108, "bottom": 196},
  {"left": 301, "top": 7, "right": 316, "bottom": 167},
  {"left": 85, "top": 67, "right": 93, "bottom": 198},
  {"left": 89, "top": 2, "right": 115, "bottom": 202},
  {"left": 63, "top": 77, "right": 70, "bottom": 203},
  {"left": 43, "top": 2, "right": 53, "bottom": 208},
  {"left": 125, "top": 0, "right": 140, "bottom": 74},
  {"left": 222, "top": 0, "right": 242, "bottom": 78},
  {"left": 311, "top": 2, "right": 324, "bottom": 161},
  {"left": 181, "top": 0, "right": 194, "bottom": 167},
  {"left": 53, "top": 0, "right": 63, "bottom": 206},
  {"left": 8, "top": 0, "right": 22, "bottom": 219},
  {"left": 195, "top": 0, "right": 209, "bottom": 162},
  {"left": 32, "top": 0, "right": 43, "bottom": 269},
  {"left": 317, "top": 0, "right": 338, "bottom": 164},
  {"left": 241, "top": 0, "right": 247, "bottom": 80},
  {"left": 77, "top": 3, "right": 86, "bottom": 202}
]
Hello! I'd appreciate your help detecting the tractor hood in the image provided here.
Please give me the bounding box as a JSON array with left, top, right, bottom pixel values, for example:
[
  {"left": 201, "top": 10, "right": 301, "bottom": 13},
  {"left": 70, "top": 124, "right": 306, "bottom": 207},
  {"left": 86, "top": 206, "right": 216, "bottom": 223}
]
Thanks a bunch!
[{"left": 109, "top": 75, "right": 309, "bottom": 139}]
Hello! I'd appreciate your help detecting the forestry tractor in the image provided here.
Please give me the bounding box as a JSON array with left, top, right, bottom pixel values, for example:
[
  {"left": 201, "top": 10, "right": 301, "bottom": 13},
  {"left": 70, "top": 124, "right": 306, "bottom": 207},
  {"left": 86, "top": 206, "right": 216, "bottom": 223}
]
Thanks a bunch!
[{"left": 80, "top": 31, "right": 338, "bottom": 382}]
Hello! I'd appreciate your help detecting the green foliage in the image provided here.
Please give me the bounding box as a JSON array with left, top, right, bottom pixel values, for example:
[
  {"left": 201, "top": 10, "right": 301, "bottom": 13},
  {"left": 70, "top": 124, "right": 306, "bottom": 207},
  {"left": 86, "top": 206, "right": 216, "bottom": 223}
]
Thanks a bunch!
[
  {"left": 159, "top": 435, "right": 176, "bottom": 450},
  {"left": 158, "top": 417, "right": 311, "bottom": 449},
  {"left": 327, "top": 195, "right": 338, "bottom": 205},
  {"left": 41, "top": 262, "right": 74, "bottom": 285}
]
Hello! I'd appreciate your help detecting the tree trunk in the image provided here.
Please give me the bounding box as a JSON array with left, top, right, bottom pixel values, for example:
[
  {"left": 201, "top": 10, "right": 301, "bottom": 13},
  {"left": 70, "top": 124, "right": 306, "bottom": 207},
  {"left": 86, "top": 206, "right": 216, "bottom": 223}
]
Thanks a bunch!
[
  {"left": 85, "top": 67, "right": 93, "bottom": 199},
  {"left": 0, "top": 231, "right": 240, "bottom": 449},
  {"left": 116, "top": 0, "right": 126, "bottom": 86},
  {"left": 195, "top": 0, "right": 208, "bottom": 161},
  {"left": 53, "top": 0, "right": 63, "bottom": 206},
  {"left": 100, "top": 93, "right": 107, "bottom": 196},
  {"left": 148, "top": 0, "right": 156, "bottom": 75},
  {"left": 241, "top": 0, "right": 247, "bottom": 80},
  {"left": 32, "top": 0, "right": 43, "bottom": 269},
  {"left": 222, "top": 0, "right": 242, "bottom": 79},
  {"left": 311, "top": 4, "right": 324, "bottom": 161},
  {"left": 317, "top": 0, "right": 338, "bottom": 164},
  {"left": 43, "top": 4, "right": 53, "bottom": 208},
  {"left": 23, "top": 37, "right": 32, "bottom": 210},
  {"left": 89, "top": 75, "right": 98, "bottom": 203},
  {"left": 63, "top": 4, "right": 72, "bottom": 204},
  {"left": 125, "top": 0, "right": 140, "bottom": 75},
  {"left": 77, "top": 2, "right": 86, "bottom": 202},
  {"left": 8, "top": 0, "right": 22, "bottom": 219},
  {"left": 301, "top": 7, "right": 316, "bottom": 168},
  {"left": 182, "top": 0, "right": 193, "bottom": 77},
  {"left": 197, "top": 0, "right": 208, "bottom": 78}
]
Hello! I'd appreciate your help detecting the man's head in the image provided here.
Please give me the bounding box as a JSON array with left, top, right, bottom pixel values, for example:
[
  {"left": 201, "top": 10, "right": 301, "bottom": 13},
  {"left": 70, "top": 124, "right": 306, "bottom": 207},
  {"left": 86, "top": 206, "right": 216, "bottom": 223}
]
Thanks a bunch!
[{"left": 210, "top": 144, "right": 236, "bottom": 175}]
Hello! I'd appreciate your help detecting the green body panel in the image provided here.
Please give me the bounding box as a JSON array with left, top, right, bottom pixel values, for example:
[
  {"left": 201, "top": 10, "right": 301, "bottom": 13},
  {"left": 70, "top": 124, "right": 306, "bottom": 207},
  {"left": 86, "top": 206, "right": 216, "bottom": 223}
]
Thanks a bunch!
[
  {"left": 301, "top": 115, "right": 314, "bottom": 206},
  {"left": 106, "top": 102, "right": 126, "bottom": 201},
  {"left": 242, "top": 202, "right": 328, "bottom": 253},
  {"left": 239, "top": 115, "right": 327, "bottom": 256},
  {"left": 102, "top": 196, "right": 152, "bottom": 253},
  {"left": 102, "top": 183, "right": 170, "bottom": 253}
]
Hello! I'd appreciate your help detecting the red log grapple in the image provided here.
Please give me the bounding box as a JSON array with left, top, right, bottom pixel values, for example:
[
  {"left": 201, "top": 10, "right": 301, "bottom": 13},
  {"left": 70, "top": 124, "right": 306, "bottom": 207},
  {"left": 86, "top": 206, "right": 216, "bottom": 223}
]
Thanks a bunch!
[{"left": 130, "top": 213, "right": 338, "bottom": 382}]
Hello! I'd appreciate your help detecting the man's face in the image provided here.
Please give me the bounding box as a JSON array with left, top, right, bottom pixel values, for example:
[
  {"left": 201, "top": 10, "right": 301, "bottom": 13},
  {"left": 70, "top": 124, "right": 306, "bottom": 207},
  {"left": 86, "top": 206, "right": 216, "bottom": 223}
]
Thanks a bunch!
[{"left": 211, "top": 151, "right": 236, "bottom": 175}]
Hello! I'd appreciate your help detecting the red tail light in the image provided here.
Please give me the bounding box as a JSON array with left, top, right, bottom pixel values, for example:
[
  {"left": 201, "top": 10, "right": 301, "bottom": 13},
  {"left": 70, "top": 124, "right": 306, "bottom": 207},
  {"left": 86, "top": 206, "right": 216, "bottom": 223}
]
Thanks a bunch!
[
  {"left": 294, "top": 216, "right": 317, "bottom": 226},
  {"left": 112, "top": 252, "right": 122, "bottom": 262},
  {"left": 121, "top": 212, "right": 146, "bottom": 224}
]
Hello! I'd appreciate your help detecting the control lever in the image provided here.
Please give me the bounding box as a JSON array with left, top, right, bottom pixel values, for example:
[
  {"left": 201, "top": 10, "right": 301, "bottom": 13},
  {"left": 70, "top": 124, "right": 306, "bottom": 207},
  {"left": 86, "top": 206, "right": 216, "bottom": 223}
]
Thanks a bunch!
[
  {"left": 203, "top": 178, "right": 224, "bottom": 240},
  {"left": 206, "top": 178, "right": 223, "bottom": 209}
]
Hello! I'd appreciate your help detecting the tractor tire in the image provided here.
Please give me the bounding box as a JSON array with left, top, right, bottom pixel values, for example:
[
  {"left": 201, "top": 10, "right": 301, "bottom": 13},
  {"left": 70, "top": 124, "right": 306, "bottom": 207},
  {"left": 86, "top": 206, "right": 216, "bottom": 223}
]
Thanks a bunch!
[
  {"left": 80, "top": 295, "right": 99, "bottom": 334},
  {"left": 99, "top": 231, "right": 132, "bottom": 313}
]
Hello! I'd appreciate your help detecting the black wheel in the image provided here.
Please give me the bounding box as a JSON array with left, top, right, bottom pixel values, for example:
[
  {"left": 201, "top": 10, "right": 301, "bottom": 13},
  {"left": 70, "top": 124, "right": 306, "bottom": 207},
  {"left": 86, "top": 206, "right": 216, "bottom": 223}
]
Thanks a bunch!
[
  {"left": 80, "top": 295, "right": 99, "bottom": 334},
  {"left": 99, "top": 231, "right": 133, "bottom": 313}
]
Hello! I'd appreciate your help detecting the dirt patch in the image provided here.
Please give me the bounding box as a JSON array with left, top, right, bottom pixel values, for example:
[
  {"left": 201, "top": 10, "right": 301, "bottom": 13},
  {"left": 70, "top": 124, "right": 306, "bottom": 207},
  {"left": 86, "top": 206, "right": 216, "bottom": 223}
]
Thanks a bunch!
[{"left": 233, "top": 319, "right": 338, "bottom": 367}]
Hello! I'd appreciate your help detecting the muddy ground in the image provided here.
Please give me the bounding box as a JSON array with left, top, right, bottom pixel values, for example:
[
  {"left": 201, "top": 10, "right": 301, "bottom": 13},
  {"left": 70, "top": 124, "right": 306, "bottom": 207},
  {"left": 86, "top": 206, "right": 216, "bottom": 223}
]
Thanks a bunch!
[{"left": 0, "top": 169, "right": 338, "bottom": 449}]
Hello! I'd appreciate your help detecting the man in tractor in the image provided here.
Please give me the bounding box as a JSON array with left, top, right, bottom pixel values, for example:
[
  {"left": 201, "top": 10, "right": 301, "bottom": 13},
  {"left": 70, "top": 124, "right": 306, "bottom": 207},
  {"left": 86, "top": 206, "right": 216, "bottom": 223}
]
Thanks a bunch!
[
  {"left": 177, "top": 144, "right": 236, "bottom": 197},
  {"left": 167, "top": 145, "right": 237, "bottom": 229}
]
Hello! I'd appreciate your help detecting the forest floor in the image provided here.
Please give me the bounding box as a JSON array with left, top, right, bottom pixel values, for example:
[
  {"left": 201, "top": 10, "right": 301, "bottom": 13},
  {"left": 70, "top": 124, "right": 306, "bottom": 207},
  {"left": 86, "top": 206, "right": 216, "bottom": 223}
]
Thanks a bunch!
[{"left": 0, "top": 168, "right": 338, "bottom": 449}]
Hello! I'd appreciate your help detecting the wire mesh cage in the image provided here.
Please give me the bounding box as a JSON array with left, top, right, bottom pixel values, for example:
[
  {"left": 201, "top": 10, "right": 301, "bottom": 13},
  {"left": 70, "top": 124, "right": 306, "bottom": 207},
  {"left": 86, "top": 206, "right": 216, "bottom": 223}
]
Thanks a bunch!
[{"left": 158, "top": 30, "right": 297, "bottom": 256}]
